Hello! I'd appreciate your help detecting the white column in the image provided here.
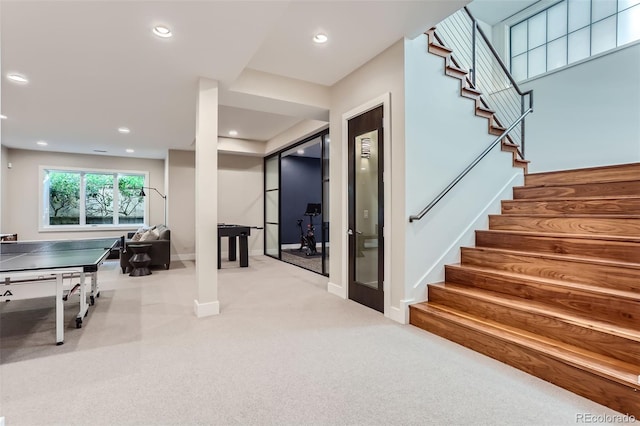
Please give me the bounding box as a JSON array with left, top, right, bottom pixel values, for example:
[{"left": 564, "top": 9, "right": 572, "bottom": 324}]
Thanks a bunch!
[{"left": 193, "top": 78, "right": 220, "bottom": 317}]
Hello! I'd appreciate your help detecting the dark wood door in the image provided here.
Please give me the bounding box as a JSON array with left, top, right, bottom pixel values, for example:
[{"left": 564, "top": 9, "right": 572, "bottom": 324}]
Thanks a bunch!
[{"left": 348, "top": 105, "right": 384, "bottom": 312}]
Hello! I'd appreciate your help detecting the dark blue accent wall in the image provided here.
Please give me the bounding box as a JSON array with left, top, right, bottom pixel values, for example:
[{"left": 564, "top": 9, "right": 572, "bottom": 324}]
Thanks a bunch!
[{"left": 280, "top": 156, "right": 322, "bottom": 244}]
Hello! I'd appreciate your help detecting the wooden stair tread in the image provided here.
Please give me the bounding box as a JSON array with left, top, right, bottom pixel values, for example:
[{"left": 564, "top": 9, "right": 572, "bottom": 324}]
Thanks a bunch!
[
  {"left": 491, "top": 213, "right": 640, "bottom": 219},
  {"left": 411, "top": 302, "right": 640, "bottom": 386},
  {"left": 477, "top": 229, "right": 640, "bottom": 244},
  {"left": 447, "top": 263, "right": 640, "bottom": 306},
  {"left": 527, "top": 162, "right": 640, "bottom": 176},
  {"left": 465, "top": 246, "right": 640, "bottom": 271},
  {"left": 431, "top": 280, "right": 640, "bottom": 340},
  {"left": 515, "top": 179, "right": 640, "bottom": 190},
  {"left": 505, "top": 195, "right": 640, "bottom": 201},
  {"left": 526, "top": 163, "right": 640, "bottom": 185}
]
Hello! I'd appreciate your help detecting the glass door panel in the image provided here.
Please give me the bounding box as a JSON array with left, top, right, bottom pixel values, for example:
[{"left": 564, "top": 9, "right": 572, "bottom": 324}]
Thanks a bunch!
[{"left": 354, "top": 130, "right": 379, "bottom": 289}]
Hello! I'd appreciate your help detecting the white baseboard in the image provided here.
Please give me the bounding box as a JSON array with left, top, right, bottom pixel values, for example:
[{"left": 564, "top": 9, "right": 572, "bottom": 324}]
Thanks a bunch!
[
  {"left": 172, "top": 253, "right": 195, "bottom": 262},
  {"left": 387, "top": 301, "right": 413, "bottom": 324},
  {"left": 193, "top": 299, "right": 219, "bottom": 317},
  {"left": 173, "top": 250, "right": 263, "bottom": 263},
  {"left": 327, "top": 281, "right": 346, "bottom": 298}
]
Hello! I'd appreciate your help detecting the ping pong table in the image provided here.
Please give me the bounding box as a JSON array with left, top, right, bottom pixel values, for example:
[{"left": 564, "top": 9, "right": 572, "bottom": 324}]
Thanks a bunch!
[{"left": 0, "top": 237, "right": 119, "bottom": 345}]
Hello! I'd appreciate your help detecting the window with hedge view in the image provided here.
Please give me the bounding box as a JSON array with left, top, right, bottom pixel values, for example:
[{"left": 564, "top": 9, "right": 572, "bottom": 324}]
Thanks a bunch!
[{"left": 44, "top": 169, "right": 146, "bottom": 227}]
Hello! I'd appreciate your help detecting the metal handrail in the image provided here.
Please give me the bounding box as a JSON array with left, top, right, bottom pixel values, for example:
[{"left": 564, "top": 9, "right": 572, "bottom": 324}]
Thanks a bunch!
[{"left": 409, "top": 108, "right": 532, "bottom": 223}]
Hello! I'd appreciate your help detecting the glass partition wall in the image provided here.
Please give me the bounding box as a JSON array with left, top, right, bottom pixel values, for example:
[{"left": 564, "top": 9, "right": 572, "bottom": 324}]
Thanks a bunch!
[
  {"left": 264, "top": 130, "right": 330, "bottom": 276},
  {"left": 265, "top": 156, "right": 279, "bottom": 257}
]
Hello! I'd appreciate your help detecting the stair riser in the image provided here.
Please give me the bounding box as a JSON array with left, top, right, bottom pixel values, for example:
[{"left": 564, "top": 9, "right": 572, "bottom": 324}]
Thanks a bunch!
[
  {"left": 461, "top": 248, "right": 640, "bottom": 293},
  {"left": 409, "top": 308, "right": 640, "bottom": 417},
  {"left": 525, "top": 163, "right": 640, "bottom": 186},
  {"left": 489, "top": 215, "right": 640, "bottom": 237},
  {"left": 502, "top": 199, "right": 640, "bottom": 215},
  {"left": 446, "top": 265, "right": 640, "bottom": 330},
  {"left": 428, "top": 285, "right": 640, "bottom": 365},
  {"left": 476, "top": 231, "right": 640, "bottom": 263},
  {"left": 513, "top": 181, "right": 640, "bottom": 199}
]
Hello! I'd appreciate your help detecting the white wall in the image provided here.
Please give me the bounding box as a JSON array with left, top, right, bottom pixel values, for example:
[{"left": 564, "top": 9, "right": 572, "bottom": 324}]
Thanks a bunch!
[
  {"left": 218, "top": 153, "right": 264, "bottom": 256},
  {"left": 404, "top": 34, "right": 524, "bottom": 318},
  {"left": 3, "top": 148, "right": 165, "bottom": 241},
  {"left": 167, "top": 149, "right": 196, "bottom": 259},
  {"left": 329, "top": 40, "right": 406, "bottom": 320},
  {"left": 520, "top": 43, "right": 640, "bottom": 172},
  {"left": 166, "top": 150, "right": 264, "bottom": 260},
  {"left": 1, "top": 146, "right": 7, "bottom": 232}
]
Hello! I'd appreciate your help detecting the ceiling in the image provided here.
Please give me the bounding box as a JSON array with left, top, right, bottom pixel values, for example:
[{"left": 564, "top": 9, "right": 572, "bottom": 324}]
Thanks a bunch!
[
  {"left": 467, "top": 0, "right": 540, "bottom": 25},
  {"left": 1, "top": 0, "right": 513, "bottom": 160}
]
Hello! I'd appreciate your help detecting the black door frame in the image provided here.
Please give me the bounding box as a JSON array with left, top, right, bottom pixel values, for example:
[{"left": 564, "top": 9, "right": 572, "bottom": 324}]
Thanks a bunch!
[
  {"left": 347, "top": 105, "right": 384, "bottom": 313},
  {"left": 263, "top": 129, "right": 330, "bottom": 276}
]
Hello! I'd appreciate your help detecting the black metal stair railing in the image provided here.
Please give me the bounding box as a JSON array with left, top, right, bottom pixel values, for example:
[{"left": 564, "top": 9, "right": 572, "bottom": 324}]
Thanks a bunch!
[
  {"left": 436, "top": 6, "right": 533, "bottom": 158},
  {"left": 408, "top": 7, "right": 534, "bottom": 223}
]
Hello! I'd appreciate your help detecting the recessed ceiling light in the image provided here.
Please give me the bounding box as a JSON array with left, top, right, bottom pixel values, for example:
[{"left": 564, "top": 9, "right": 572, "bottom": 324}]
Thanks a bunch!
[
  {"left": 0, "top": 114, "right": 6, "bottom": 119},
  {"left": 93, "top": 149, "right": 107, "bottom": 153},
  {"left": 7, "top": 73, "right": 28, "bottom": 84},
  {"left": 297, "top": 149, "right": 305, "bottom": 155},
  {"left": 118, "top": 127, "right": 130, "bottom": 134},
  {"left": 313, "top": 33, "right": 328, "bottom": 44},
  {"left": 153, "top": 26, "right": 172, "bottom": 38},
  {"left": 36, "top": 140, "right": 48, "bottom": 146},
  {"left": 228, "top": 130, "right": 238, "bottom": 136},
  {"left": 126, "top": 149, "right": 135, "bottom": 153}
]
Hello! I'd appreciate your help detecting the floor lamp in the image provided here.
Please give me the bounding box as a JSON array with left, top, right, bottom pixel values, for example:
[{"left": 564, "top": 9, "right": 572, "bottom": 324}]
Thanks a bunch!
[{"left": 139, "top": 187, "right": 167, "bottom": 226}]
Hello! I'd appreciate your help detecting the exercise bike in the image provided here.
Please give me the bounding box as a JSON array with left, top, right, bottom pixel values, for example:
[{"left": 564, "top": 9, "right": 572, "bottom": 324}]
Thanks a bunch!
[{"left": 297, "top": 203, "right": 321, "bottom": 256}]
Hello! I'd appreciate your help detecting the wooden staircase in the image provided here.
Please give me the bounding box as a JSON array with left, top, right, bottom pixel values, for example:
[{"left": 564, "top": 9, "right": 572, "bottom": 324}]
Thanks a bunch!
[
  {"left": 424, "top": 28, "right": 529, "bottom": 173},
  {"left": 410, "top": 163, "right": 640, "bottom": 416}
]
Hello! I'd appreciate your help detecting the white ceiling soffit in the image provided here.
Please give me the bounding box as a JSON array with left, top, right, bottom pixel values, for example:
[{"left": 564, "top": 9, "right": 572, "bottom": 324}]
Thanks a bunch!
[
  {"left": 249, "top": 0, "right": 470, "bottom": 86},
  {"left": 1, "top": 0, "right": 468, "bottom": 160},
  {"left": 218, "top": 106, "right": 303, "bottom": 142}
]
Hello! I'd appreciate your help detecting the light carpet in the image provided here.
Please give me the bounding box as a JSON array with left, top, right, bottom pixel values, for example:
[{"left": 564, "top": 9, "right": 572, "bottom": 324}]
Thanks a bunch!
[{"left": 0, "top": 256, "right": 626, "bottom": 425}]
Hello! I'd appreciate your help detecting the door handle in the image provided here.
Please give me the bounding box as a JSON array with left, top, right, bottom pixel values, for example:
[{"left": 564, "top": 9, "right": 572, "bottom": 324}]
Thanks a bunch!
[{"left": 356, "top": 230, "right": 363, "bottom": 235}]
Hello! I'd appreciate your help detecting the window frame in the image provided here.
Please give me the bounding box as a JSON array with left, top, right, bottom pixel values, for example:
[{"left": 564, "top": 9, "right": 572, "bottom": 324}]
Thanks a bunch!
[
  {"left": 503, "top": 0, "right": 640, "bottom": 82},
  {"left": 39, "top": 165, "right": 150, "bottom": 232}
]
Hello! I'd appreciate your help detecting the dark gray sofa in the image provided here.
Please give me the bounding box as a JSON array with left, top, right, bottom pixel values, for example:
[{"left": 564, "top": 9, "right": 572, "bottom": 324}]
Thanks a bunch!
[{"left": 120, "top": 225, "right": 171, "bottom": 273}]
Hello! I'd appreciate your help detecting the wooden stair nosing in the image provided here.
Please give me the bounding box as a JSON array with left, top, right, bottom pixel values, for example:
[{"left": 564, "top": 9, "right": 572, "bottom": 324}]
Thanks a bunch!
[
  {"left": 460, "top": 246, "right": 640, "bottom": 293},
  {"left": 445, "top": 263, "right": 640, "bottom": 307},
  {"left": 462, "top": 245, "right": 640, "bottom": 272},
  {"left": 512, "top": 158, "right": 529, "bottom": 172},
  {"left": 513, "top": 180, "right": 640, "bottom": 199},
  {"left": 507, "top": 195, "right": 640, "bottom": 202},
  {"left": 427, "top": 43, "right": 452, "bottom": 58},
  {"left": 475, "top": 229, "right": 640, "bottom": 263},
  {"left": 502, "top": 197, "right": 640, "bottom": 215},
  {"left": 444, "top": 263, "right": 640, "bottom": 328},
  {"left": 410, "top": 302, "right": 640, "bottom": 388},
  {"left": 428, "top": 282, "right": 640, "bottom": 365},
  {"left": 476, "top": 228, "right": 640, "bottom": 243},
  {"left": 431, "top": 278, "right": 640, "bottom": 340},
  {"left": 492, "top": 213, "right": 640, "bottom": 219},
  {"left": 488, "top": 214, "right": 640, "bottom": 237},
  {"left": 525, "top": 162, "right": 640, "bottom": 186},
  {"left": 488, "top": 124, "right": 506, "bottom": 136}
]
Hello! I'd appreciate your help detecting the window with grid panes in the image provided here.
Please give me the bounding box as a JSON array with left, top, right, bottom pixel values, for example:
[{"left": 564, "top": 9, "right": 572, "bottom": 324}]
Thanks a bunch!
[{"left": 510, "top": 0, "right": 640, "bottom": 81}]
